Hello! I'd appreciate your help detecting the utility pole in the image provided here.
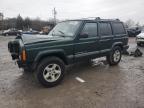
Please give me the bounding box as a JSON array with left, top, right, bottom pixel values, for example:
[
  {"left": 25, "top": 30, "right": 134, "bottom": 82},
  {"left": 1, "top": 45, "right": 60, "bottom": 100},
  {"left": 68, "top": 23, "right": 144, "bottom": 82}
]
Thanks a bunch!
[
  {"left": 0, "top": 12, "right": 4, "bottom": 33},
  {"left": 52, "top": 8, "right": 57, "bottom": 25}
]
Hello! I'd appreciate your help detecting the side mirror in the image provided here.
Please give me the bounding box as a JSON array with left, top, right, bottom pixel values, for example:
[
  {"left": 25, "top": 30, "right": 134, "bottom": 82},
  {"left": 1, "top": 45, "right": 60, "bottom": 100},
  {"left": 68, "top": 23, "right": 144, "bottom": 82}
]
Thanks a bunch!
[{"left": 79, "top": 33, "right": 88, "bottom": 38}]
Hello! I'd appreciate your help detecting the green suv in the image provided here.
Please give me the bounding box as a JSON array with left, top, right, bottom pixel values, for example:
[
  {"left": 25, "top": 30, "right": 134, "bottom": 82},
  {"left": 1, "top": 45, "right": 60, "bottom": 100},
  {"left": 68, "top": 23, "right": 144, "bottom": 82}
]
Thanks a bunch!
[{"left": 8, "top": 18, "right": 129, "bottom": 87}]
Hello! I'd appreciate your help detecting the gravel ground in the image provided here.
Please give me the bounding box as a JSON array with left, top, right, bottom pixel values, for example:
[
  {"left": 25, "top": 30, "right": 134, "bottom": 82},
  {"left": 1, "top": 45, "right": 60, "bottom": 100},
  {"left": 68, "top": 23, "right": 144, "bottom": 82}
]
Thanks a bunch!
[{"left": 0, "top": 36, "right": 144, "bottom": 108}]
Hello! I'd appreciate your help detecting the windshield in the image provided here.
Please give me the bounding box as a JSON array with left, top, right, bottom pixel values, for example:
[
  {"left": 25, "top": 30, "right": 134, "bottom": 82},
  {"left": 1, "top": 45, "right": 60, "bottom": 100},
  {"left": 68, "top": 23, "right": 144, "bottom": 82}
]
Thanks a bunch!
[{"left": 49, "top": 21, "right": 81, "bottom": 37}]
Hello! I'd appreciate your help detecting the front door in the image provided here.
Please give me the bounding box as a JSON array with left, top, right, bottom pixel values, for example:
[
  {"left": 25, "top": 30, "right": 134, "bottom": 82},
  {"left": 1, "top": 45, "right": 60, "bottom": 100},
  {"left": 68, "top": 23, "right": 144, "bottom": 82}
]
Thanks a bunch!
[{"left": 74, "top": 22, "right": 100, "bottom": 61}]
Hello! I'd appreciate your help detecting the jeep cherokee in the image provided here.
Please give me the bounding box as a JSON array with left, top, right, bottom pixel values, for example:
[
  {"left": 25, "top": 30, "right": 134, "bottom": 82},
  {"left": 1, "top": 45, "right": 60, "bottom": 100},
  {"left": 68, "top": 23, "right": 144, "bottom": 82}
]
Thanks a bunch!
[{"left": 8, "top": 17, "right": 129, "bottom": 87}]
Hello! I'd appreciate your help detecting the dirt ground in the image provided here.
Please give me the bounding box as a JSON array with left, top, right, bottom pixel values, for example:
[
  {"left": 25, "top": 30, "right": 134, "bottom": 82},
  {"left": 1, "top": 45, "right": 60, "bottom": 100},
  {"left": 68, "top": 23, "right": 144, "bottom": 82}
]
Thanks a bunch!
[{"left": 0, "top": 36, "right": 144, "bottom": 108}]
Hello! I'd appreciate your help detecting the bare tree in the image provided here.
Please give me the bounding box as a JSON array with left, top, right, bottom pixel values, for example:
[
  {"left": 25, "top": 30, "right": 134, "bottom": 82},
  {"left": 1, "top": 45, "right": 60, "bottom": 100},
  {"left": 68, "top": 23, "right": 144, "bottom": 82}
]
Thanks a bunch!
[
  {"left": 23, "top": 17, "right": 31, "bottom": 30},
  {"left": 135, "top": 22, "right": 140, "bottom": 27},
  {"left": 125, "top": 19, "right": 135, "bottom": 28},
  {"left": 16, "top": 14, "right": 24, "bottom": 30}
]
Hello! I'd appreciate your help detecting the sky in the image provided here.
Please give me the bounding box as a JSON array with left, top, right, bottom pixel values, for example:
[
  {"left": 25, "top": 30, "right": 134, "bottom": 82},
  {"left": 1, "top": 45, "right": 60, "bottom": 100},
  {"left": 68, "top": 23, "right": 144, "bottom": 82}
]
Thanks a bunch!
[{"left": 0, "top": 0, "right": 144, "bottom": 24}]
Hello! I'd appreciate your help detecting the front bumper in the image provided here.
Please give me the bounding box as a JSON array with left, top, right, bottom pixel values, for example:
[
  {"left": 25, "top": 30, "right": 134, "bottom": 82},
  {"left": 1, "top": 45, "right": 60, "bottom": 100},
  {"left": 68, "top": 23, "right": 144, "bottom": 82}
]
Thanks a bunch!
[{"left": 17, "top": 60, "right": 27, "bottom": 68}]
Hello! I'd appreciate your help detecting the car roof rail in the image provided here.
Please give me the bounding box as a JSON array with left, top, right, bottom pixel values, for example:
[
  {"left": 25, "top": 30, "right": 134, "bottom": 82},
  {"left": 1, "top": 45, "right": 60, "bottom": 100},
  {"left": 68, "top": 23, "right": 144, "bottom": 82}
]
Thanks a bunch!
[{"left": 78, "top": 17, "right": 120, "bottom": 21}]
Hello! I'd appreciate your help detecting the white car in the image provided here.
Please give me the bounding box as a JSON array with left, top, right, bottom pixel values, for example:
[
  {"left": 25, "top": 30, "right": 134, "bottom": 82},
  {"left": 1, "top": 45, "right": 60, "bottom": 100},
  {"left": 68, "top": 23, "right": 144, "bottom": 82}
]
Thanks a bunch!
[{"left": 136, "top": 31, "right": 144, "bottom": 46}]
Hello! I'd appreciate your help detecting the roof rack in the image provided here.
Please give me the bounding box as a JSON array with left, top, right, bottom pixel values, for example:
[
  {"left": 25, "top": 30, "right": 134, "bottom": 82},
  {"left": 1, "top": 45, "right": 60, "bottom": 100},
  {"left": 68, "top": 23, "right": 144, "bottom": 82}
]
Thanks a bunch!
[{"left": 79, "top": 17, "right": 120, "bottom": 21}]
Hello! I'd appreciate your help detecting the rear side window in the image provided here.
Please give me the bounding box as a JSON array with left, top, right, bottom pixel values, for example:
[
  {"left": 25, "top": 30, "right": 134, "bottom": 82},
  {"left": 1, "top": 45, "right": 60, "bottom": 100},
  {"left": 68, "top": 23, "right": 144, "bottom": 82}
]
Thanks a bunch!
[
  {"left": 99, "top": 22, "right": 112, "bottom": 36},
  {"left": 112, "top": 22, "right": 126, "bottom": 34},
  {"left": 81, "top": 23, "right": 97, "bottom": 37}
]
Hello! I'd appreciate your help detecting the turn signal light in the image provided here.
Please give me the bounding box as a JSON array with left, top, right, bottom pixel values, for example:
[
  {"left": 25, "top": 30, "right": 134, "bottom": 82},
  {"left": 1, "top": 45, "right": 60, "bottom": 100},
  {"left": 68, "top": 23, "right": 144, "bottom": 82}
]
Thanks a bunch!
[{"left": 21, "top": 49, "right": 26, "bottom": 62}]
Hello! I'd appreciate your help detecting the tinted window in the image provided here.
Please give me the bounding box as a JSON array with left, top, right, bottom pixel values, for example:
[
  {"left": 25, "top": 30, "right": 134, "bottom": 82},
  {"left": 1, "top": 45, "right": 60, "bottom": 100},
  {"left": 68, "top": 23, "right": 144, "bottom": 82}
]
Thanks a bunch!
[
  {"left": 81, "top": 23, "right": 97, "bottom": 37},
  {"left": 112, "top": 22, "right": 126, "bottom": 34},
  {"left": 99, "top": 22, "right": 112, "bottom": 36}
]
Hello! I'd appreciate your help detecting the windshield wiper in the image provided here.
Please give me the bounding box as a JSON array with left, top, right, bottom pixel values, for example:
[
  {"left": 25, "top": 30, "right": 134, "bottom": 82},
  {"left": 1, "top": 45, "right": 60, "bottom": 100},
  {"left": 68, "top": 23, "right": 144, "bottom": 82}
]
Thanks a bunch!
[
  {"left": 51, "top": 30, "right": 65, "bottom": 37},
  {"left": 58, "top": 31, "right": 65, "bottom": 37},
  {"left": 58, "top": 30, "right": 65, "bottom": 35}
]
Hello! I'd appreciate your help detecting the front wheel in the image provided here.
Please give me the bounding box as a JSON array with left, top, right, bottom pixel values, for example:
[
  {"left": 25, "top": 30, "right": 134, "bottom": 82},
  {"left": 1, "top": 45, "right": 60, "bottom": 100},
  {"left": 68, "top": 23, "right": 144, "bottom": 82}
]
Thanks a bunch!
[
  {"left": 36, "top": 57, "right": 65, "bottom": 87},
  {"left": 106, "top": 46, "right": 122, "bottom": 65}
]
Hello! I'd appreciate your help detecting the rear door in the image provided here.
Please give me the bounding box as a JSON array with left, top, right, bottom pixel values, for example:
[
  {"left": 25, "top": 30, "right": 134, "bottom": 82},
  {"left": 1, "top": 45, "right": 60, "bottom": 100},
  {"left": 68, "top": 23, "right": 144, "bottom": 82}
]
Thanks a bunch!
[
  {"left": 74, "top": 22, "right": 100, "bottom": 61},
  {"left": 98, "top": 22, "right": 113, "bottom": 54},
  {"left": 111, "top": 22, "right": 128, "bottom": 45}
]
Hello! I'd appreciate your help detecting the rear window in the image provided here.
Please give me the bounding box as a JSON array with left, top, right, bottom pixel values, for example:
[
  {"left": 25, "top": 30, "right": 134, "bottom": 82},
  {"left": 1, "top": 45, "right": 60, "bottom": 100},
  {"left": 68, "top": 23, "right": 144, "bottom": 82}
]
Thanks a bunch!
[
  {"left": 99, "top": 22, "right": 112, "bottom": 36},
  {"left": 112, "top": 22, "right": 126, "bottom": 34}
]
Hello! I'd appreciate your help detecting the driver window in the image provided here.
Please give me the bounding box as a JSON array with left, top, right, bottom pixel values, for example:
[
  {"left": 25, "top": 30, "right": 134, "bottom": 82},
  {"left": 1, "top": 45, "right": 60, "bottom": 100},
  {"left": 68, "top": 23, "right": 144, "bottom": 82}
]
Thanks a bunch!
[{"left": 81, "top": 23, "right": 97, "bottom": 37}]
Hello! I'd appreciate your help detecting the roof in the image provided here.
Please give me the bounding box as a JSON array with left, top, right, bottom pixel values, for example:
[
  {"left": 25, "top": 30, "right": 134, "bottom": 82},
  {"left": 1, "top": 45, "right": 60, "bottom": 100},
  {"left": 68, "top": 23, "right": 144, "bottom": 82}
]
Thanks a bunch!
[{"left": 65, "top": 17, "right": 121, "bottom": 22}]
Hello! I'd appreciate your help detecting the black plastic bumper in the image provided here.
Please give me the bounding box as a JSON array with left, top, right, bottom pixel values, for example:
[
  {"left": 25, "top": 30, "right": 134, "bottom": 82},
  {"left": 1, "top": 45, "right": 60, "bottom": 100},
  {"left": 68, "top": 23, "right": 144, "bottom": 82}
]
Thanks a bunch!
[{"left": 17, "top": 60, "right": 26, "bottom": 68}]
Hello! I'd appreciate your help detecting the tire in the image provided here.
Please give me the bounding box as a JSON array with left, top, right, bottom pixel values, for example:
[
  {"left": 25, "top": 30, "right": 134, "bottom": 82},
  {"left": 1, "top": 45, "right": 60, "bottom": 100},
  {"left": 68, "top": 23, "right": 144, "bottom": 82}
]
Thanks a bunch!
[
  {"left": 36, "top": 57, "right": 65, "bottom": 87},
  {"left": 106, "top": 46, "right": 122, "bottom": 66}
]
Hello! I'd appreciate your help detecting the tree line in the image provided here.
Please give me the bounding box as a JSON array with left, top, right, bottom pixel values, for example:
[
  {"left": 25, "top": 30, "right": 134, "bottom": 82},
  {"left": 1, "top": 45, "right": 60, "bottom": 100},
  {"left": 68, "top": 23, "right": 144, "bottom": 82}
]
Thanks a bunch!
[
  {"left": 2, "top": 14, "right": 55, "bottom": 31},
  {"left": 1, "top": 15, "right": 143, "bottom": 31}
]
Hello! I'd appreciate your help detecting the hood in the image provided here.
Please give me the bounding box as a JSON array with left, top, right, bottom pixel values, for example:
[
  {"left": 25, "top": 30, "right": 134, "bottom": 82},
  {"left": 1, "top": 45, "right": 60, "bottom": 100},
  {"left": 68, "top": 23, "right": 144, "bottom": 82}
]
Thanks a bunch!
[
  {"left": 18, "top": 34, "right": 70, "bottom": 44},
  {"left": 137, "top": 32, "right": 144, "bottom": 38}
]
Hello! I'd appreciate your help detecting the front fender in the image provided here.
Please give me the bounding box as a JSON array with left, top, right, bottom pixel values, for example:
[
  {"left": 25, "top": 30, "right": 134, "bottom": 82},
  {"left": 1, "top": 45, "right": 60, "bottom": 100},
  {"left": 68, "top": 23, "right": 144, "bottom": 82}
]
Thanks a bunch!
[
  {"left": 111, "top": 42, "right": 123, "bottom": 50},
  {"left": 32, "top": 49, "right": 67, "bottom": 70},
  {"left": 34, "top": 49, "right": 66, "bottom": 62}
]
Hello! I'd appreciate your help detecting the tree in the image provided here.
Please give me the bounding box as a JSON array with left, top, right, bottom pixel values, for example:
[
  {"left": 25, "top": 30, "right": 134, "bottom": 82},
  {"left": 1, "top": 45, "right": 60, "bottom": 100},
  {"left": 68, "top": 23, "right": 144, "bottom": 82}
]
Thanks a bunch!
[
  {"left": 125, "top": 19, "right": 135, "bottom": 28},
  {"left": 16, "top": 14, "right": 23, "bottom": 30},
  {"left": 2, "top": 15, "right": 55, "bottom": 31},
  {"left": 135, "top": 22, "right": 140, "bottom": 27},
  {"left": 23, "top": 17, "right": 31, "bottom": 30},
  {"left": 31, "top": 19, "right": 42, "bottom": 31}
]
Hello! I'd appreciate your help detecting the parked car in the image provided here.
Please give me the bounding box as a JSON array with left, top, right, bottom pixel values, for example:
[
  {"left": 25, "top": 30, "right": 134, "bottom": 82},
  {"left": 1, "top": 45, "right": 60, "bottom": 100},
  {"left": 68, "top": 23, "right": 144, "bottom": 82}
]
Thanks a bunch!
[
  {"left": 39, "top": 31, "right": 49, "bottom": 35},
  {"left": 136, "top": 31, "right": 144, "bottom": 46},
  {"left": 2, "top": 29, "right": 21, "bottom": 36},
  {"left": 126, "top": 27, "right": 141, "bottom": 37},
  {"left": 8, "top": 18, "right": 129, "bottom": 87},
  {"left": 23, "top": 30, "right": 39, "bottom": 35}
]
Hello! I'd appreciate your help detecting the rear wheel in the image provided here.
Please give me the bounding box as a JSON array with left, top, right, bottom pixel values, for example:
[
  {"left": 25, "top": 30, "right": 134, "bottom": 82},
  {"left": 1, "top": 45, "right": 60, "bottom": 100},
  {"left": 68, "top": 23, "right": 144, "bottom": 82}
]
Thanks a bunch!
[
  {"left": 106, "top": 46, "right": 122, "bottom": 65},
  {"left": 36, "top": 57, "right": 65, "bottom": 87}
]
